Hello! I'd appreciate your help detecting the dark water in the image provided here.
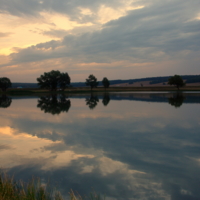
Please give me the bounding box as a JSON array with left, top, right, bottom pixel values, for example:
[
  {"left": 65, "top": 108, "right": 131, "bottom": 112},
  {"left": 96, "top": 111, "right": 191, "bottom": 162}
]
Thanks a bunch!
[{"left": 0, "top": 92, "right": 200, "bottom": 200}]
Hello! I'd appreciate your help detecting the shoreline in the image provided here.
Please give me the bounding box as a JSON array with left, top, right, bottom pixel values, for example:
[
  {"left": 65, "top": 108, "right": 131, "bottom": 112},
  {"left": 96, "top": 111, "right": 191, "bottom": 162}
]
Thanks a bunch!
[{"left": 0, "top": 86, "right": 200, "bottom": 96}]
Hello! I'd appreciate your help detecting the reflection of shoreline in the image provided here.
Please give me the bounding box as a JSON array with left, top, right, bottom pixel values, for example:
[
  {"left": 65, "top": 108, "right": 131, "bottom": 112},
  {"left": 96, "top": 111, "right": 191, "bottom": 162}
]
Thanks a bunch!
[
  {"left": 0, "top": 95, "right": 12, "bottom": 108},
  {"left": 37, "top": 94, "right": 71, "bottom": 115},
  {"left": 70, "top": 92, "right": 200, "bottom": 104},
  {"left": 8, "top": 92, "right": 200, "bottom": 104}
]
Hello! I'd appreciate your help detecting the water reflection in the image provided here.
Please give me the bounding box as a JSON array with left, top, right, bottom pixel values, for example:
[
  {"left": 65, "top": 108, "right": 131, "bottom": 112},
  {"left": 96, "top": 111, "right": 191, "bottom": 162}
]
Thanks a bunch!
[
  {"left": 0, "top": 95, "right": 12, "bottom": 108},
  {"left": 37, "top": 94, "right": 71, "bottom": 114},
  {"left": 85, "top": 93, "right": 99, "bottom": 109},
  {"left": 168, "top": 93, "right": 185, "bottom": 108},
  {"left": 1, "top": 92, "right": 200, "bottom": 200},
  {"left": 35, "top": 92, "right": 200, "bottom": 112},
  {"left": 102, "top": 93, "right": 110, "bottom": 106}
]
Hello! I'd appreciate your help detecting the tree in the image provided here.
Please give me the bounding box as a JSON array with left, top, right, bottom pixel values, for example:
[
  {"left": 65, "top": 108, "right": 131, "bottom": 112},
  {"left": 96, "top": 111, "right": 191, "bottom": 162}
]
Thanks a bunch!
[
  {"left": 168, "top": 75, "right": 185, "bottom": 90},
  {"left": 85, "top": 75, "right": 98, "bottom": 91},
  {"left": 102, "top": 77, "right": 110, "bottom": 90},
  {"left": 37, "top": 70, "right": 70, "bottom": 91},
  {"left": 59, "top": 73, "right": 71, "bottom": 90},
  {"left": 0, "top": 77, "right": 12, "bottom": 92}
]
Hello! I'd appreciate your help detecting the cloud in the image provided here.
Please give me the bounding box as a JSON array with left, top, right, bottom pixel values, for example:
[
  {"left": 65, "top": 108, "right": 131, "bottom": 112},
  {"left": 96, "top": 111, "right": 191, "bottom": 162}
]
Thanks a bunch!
[
  {"left": 0, "top": 32, "right": 12, "bottom": 37},
  {"left": 41, "top": 29, "right": 69, "bottom": 38},
  {"left": 0, "top": 0, "right": 138, "bottom": 23},
  {"left": 0, "top": 0, "right": 200, "bottom": 81},
  {"left": 2, "top": 0, "right": 199, "bottom": 66}
]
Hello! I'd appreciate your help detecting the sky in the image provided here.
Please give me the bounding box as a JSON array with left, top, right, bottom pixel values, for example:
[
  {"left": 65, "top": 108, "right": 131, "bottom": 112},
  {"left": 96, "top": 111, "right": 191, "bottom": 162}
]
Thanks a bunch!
[{"left": 0, "top": 0, "right": 200, "bottom": 83}]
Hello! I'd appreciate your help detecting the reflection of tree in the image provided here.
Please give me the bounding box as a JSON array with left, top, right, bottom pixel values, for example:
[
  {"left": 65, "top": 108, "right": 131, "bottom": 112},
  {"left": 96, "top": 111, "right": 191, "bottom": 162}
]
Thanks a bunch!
[
  {"left": 37, "top": 94, "right": 71, "bottom": 115},
  {"left": 102, "top": 93, "right": 110, "bottom": 106},
  {"left": 168, "top": 93, "right": 185, "bottom": 108},
  {"left": 85, "top": 93, "right": 99, "bottom": 110},
  {"left": 0, "top": 95, "right": 12, "bottom": 108}
]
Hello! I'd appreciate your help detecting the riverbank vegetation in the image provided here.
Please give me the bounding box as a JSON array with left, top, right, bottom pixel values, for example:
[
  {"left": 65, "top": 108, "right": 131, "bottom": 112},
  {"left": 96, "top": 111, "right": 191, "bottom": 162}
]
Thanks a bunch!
[
  {"left": 1, "top": 85, "right": 200, "bottom": 96},
  {"left": 0, "top": 172, "right": 105, "bottom": 200},
  {"left": 1, "top": 72, "right": 200, "bottom": 95}
]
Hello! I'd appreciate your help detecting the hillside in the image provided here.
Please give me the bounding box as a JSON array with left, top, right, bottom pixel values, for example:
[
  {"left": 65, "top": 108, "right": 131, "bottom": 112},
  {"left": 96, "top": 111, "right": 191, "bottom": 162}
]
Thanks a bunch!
[{"left": 11, "top": 75, "right": 200, "bottom": 88}]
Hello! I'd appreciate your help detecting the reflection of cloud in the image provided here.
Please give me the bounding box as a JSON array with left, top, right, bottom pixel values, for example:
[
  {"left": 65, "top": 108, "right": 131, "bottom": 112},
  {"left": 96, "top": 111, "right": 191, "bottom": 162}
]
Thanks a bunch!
[
  {"left": 98, "top": 156, "right": 145, "bottom": 176},
  {"left": 0, "top": 126, "right": 16, "bottom": 136},
  {"left": 42, "top": 151, "right": 94, "bottom": 170},
  {"left": 0, "top": 96, "right": 200, "bottom": 199},
  {"left": 0, "top": 144, "right": 14, "bottom": 150},
  {"left": 0, "top": 128, "right": 95, "bottom": 171},
  {"left": 77, "top": 113, "right": 124, "bottom": 119},
  {"left": 152, "top": 122, "right": 166, "bottom": 129}
]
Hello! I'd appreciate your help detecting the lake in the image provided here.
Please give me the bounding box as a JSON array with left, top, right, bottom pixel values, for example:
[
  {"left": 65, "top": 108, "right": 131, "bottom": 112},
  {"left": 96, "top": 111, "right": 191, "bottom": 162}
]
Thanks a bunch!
[{"left": 0, "top": 92, "right": 200, "bottom": 200}]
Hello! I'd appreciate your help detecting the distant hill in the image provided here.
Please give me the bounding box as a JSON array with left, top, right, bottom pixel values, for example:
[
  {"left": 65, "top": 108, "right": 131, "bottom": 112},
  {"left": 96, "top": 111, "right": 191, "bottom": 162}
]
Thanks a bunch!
[
  {"left": 11, "top": 75, "right": 200, "bottom": 88},
  {"left": 12, "top": 83, "right": 38, "bottom": 88}
]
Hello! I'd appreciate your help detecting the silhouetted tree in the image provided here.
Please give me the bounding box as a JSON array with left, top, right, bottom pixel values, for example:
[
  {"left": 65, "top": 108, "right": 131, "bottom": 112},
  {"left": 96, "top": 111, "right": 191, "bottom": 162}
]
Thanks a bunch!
[
  {"left": 37, "top": 70, "right": 70, "bottom": 91},
  {"left": 85, "top": 75, "right": 98, "bottom": 91},
  {"left": 168, "top": 93, "right": 185, "bottom": 108},
  {"left": 85, "top": 94, "right": 99, "bottom": 109},
  {"left": 102, "top": 77, "right": 110, "bottom": 90},
  {"left": 0, "top": 77, "right": 12, "bottom": 92},
  {"left": 0, "top": 95, "right": 12, "bottom": 108},
  {"left": 102, "top": 93, "right": 110, "bottom": 106},
  {"left": 37, "top": 94, "right": 71, "bottom": 114},
  {"left": 168, "top": 75, "right": 185, "bottom": 90}
]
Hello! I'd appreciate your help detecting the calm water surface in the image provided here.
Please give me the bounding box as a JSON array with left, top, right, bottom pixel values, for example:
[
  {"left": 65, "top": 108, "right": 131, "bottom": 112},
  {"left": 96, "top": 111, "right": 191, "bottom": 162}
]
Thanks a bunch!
[{"left": 0, "top": 92, "right": 200, "bottom": 200}]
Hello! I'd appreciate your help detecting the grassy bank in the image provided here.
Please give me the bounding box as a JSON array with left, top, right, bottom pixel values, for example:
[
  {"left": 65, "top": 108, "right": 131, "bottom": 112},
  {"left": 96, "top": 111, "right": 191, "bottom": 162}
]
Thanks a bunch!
[
  {"left": 0, "top": 172, "right": 105, "bottom": 200},
  {"left": 1, "top": 86, "right": 200, "bottom": 96}
]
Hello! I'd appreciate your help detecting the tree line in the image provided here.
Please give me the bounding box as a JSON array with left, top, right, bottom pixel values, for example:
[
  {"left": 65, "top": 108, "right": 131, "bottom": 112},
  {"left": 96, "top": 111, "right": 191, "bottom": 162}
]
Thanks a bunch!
[
  {"left": 0, "top": 70, "right": 188, "bottom": 92},
  {"left": 37, "top": 70, "right": 110, "bottom": 91}
]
